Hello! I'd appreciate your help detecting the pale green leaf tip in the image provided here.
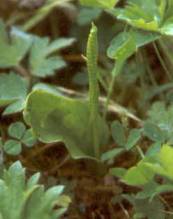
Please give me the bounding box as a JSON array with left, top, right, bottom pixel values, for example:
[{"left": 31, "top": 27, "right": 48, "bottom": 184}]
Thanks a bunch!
[{"left": 91, "top": 22, "right": 97, "bottom": 32}]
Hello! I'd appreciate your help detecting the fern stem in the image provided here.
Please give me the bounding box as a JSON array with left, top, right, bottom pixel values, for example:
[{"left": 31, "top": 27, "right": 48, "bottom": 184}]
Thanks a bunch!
[{"left": 104, "top": 60, "right": 124, "bottom": 119}]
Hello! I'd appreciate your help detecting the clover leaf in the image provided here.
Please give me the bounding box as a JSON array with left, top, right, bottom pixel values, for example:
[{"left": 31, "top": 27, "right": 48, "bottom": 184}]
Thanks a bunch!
[
  {"left": 107, "top": 30, "right": 159, "bottom": 61},
  {"left": 22, "top": 129, "right": 37, "bottom": 148},
  {"left": 122, "top": 144, "right": 173, "bottom": 186},
  {"left": 109, "top": 0, "right": 173, "bottom": 36},
  {"left": 111, "top": 120, "right": 141, "bottom": 151},
  {"left": 8, "top": 122, "right": 26, "bottom": 139},
  {"left": 3, "top": 122, "right": 37, "bottom": 155},
  {"left": 3, "top": 140, "right": 22, "bottom": 156}
]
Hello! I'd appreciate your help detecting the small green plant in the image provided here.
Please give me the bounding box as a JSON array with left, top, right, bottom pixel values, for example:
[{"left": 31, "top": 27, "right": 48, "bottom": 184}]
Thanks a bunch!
[
  {"left": 1, "top": 1, "right": 173, "bottom": 218},
  {"left": 23, "top": 15, "right": 164, "bottom": 163},
  {"left": 23, "top": 0, "right": 173, "bottom": 164},
  {"left": 110, "top": 144, "right": 173, "bottom": 218},
  {"left": 101, "top": 120, "right": 141, "bottom": 162},
  {"left": 111, "top": 0, "right": 173, "bottom": 35},
  {"left": 3, "top": 122, "right": 37, "bottom": 156},
  {"left": 0, "top": 161, "right": 69, "bottom": 219},
  {"left": 24, "top": 24, "right": 109, "bottom": 160}
]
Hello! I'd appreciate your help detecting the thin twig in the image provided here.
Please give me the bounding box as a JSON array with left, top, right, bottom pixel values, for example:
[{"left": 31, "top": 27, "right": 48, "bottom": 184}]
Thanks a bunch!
[
  {"left": 48, "top": 155, "right": 70, "bottom": 173},
  {"left": 119, "top": 202, "right": 130, "bottom": 219},
  {"left": 26, "top": 143, "right": 58, "bottom": 160},
  {"left": 57, "top": 86, "right": 142, "bottom": 124},
  {"left": 153, "top": 41, "right": 172, "bottom": 80},
  {"left": 13, "top": 65, "right": 30, "bottom": 78}
]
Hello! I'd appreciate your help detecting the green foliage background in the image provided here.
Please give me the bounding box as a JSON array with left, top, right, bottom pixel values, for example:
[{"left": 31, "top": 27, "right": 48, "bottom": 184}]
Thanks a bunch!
[{"left": 0, "top": 0, "right": 173, "bottom": 218}]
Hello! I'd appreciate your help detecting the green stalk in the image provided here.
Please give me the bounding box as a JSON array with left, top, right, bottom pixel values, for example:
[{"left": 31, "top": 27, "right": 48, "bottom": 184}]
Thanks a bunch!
[
  {"left": 158, "top": 38, "right": 173, "bottom": 73},
  {"left": 153, "top": 41, "right": 172, "bottom": 81},
  {"left": 104, "top": 60, "right": 124, "bottom": 119},
  {"left": 86, "top": 23, "right": 100, "bottom": 159},
  {"left": 22, "top": 0, "right": 71, "bottom": 31}
]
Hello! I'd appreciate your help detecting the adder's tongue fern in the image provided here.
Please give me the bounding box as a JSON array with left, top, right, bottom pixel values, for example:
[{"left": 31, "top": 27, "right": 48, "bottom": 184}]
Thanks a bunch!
[{"left": 86, "top": 23, "right": 100, "bottom": 158}]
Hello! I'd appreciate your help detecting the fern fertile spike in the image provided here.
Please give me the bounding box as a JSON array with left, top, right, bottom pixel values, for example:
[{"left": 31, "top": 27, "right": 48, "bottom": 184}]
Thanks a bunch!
[
  {"left": 86, "top": 23, "right": 100, "bottom": 158},
  {"left": 86, "top": 23, "right": 99, "bottom": 121}
]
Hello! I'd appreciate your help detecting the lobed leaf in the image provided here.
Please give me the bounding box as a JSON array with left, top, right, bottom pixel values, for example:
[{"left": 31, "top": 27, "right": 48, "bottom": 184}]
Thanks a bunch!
[
  {"left": 0, "top": 21, "right": 32, "bottom": 68},
  {"left": 0, "top": 72, "right": 28, "bottom": 115},
  {"left": 0, "top": 161, "right": 68, "bottom": 219},
  {"left": 29, "top": 37, "right": 75, "bottom": 78}
]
